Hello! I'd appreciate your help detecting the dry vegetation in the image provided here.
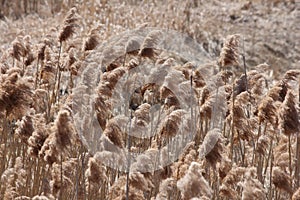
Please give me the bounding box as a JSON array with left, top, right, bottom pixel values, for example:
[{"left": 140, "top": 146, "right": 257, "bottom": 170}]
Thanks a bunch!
[{"left": 0, "top": 0, "right": 299, "bottom": 199}]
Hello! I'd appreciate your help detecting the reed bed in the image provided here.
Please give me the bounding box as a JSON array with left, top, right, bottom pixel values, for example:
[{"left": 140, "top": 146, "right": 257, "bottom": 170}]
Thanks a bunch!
[{"left": 0, "top": 0, "right": 299, "bottom": 199}]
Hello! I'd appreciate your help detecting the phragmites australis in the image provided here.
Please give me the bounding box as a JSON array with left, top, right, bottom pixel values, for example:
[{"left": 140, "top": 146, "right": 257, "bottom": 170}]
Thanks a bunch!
[
  {"left": 199, "top": 87, "right": 214, "bottom": 120},
  {"left": 27, "top": 114, "right": 49, "bottom": 157},
  {"left": 1, "top": 157, "right": 27, "bottom": 199},
  {"left": 109, "top": 176, "right": 145, "bottom": 200},
  {"left": 272, "top": 167, "right": 293, "bottom": 194},
  {"left": 158, "top": 109, "right": 186, "bottom": 140},
  {"left": 65, "top": 48, "right": 77, "bottom": 69},
  {"left": 233, "top": 74, "right": 247, "bottom": 96},
  {"left": 58, "top": 7, "right": 79, "bottom": 43},
  {"left": 171, "top": 142, "right": 197, "bottom": 180},
  {"left": 39, "top": 109, "right": 77, "bottom": 164},
  {"left": 133, "top": 103, "right": 151, "bottom": 127},
  {"left": 177, "top": 162, "right": 212, "bottom": 200},
  {"left": 98, "top": 67, "right": 126, "bottom": 98},
  {"left": 193, "top": 69, "right": 206, "bottom": 88},
  {"left": 11, "top": 38, "right": 27, "bottom": 62},
  {"left": 268, "top": 80, "right": 288, "bottom": 102},
  {"left": 247, "top": 70, "right": 266, "bottom": 96},
  {"left": 219, "top": 167, "right": 247, "bottom": 199},
  {"left": 283, "top": 69, "right": 300, "bottom": 82},
  {"left": 15, "top": 115, "right": 34, "bottom": 143},
  {"left": 126, "top": 36, "right": 141, "bottom": 55},
  {"left": 279, "top": 89, "right": 299, "bottom": 136},
  {"left": 129, "top": 171, "right": 154, "bottom": 192},
  {"left": 85, "top": 156, "right": 107, "bottom": 191},
  {"left": 241, "top": 168, "right": 266, "bottom": 200},
  {"left": 256, "top": 135, "right": 270, "bottom": 155},
  {"left": 83, "top": 26, "right": 101, "bottom": 51},
  {"left": 198, "top": 128, "right": 223, "bottom": 168},
  {"left": 139, "top": 30, "right": 162, "bottom": 58},
  {"left": 0, "top": 72, "right": 32, "bottom": 119},
  {"left": 227, "top": 94, "right": 254, "bottom": 141},
  {"left": 218, "top": 34, "right": 240, "bottom": 68},
  {"left": 95, "top": 95, "right": 112, "bottom": 129},
  {"left": 103, "top": 118, "right": 125, "bottom": 148},
  {"left": 218, "top": 157, "right": 232, "bottom": 180},
  {"left": 23, "top": 35, "right": 35, "bottom": 67},
  {"left": 0, "top": 1, "right": 299, "bottom": 199},
  {"left": 160, "top": 87, "right": 180, "bottom": 109},
  {"left": 219, "top": 184, "right": 238, "bottom": 200},
  {"left": 50, "top": 159, "right": 77, "bottom": 197},
  {"left": 38, "top": 43, "right": 47, "bottom": 62},
  {"left": 257, "top": 96, "right": 278, "bottom": 126},
  {"left": 40, "top": 61, "right": 56, "bottom": 85},
  {"left": 156, "top": 178, "right": 176, "bottom": 199}
]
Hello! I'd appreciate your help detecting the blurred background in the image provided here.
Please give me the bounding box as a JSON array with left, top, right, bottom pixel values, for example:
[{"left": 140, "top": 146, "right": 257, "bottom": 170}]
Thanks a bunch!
[{"left": 0, "top": 0, "right": 299, "bottom": 76}]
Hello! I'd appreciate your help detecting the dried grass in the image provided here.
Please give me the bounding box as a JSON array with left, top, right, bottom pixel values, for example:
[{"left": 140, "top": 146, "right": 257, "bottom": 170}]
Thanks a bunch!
[{"left": 0, "top": 1, "right": 298, "bottom": 199}]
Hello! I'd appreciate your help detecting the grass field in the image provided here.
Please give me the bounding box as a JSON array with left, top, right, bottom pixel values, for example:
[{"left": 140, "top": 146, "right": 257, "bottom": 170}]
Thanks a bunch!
[{"left": 0, "top": 0, "right": 299, "bottom": 199}]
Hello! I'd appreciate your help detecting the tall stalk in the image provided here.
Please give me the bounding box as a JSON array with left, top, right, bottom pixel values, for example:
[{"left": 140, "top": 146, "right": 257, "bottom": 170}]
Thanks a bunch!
[
  {"left": 288, "top": 134, "right": 292, "bottom": 191},
  {"left": 230, "top": 84, "right": 236, "bottom": 165},
  {"left": 295, "top": 83, "right": 300, "bottom": 188},
  {"left": 296, "top": 132, "right": 300, "bottom": 188},
  {"left": 126, "top": 110, "right": 133, "bottom": 200},
  {"left": 52, "top": 42, "right": 62, "bottom": 104}
]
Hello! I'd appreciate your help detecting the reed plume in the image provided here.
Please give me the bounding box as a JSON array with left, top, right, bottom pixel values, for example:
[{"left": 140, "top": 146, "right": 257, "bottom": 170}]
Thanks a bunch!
[
  {"left": 85, "top": 156, "right": 107, "bottom": 194},
  {"left": 279, "top": 89, "right": 299, "bottom": 136},
  {"left": 272, "top": 167, "right": 293, "bottom": 194},
  {"left": 0, "top": 72, "right": 32, "bottom": 119},
  {"left": 241, "top": 172, "right": 266, "bottom": 200},
  {"left": 58, "top": 7, "right": 79, "bottom": 43},
  {"left": 158, "top": 109, "right": 186, "bottom": 139},
  {"left": 11, "top": 38, "right": 26, "bottom": 62},
  {"left": 198, "top": 128, "right": 223, "bottom": 168},
  {"left": 156, "top": 178, "right": 176, "bottom": 200},
  {"left": 103, "top": 118, "right": 125, "bottom": 148},
  {"left": 15, "top": 115, "right": 34, "bottom": 143},
  {"left": 83, "top": 26, "right": 100, "bottom": 51},
  {"left": 39, "top": 109, "right": 77, "bottom": 164},
  {"left": 125, "top": 36, "right": 141, "bottom": 55},
  {"left": 139, "top": 30, "right": 162, "bottom": 58},
  {"left": 177, "top": 162, "right": 212, "bottom": 199},
  {"left": 257, "top": 96, "right": 278, "bottom": 126},
  {"left": 218, "top": 34, "right": 240, "bottom": 68},
  {"left": 27, "top": 114, "right": 50, "bottom": 157}
]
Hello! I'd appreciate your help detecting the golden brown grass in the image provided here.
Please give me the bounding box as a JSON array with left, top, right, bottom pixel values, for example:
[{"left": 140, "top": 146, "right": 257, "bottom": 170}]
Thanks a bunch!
[{"left": 0, "top": 0, "right": 299, "bottom": 200}]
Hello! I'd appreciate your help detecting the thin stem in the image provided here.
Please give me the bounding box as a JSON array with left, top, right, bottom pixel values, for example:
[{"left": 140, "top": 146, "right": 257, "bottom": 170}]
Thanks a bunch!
[
  {"left": 34, "top": 58, "right": 40, "bottom": 89},
  {"left": 22, "top": 56, "right": 25, "bottom": 76},
  {"left": 123, "top": 54, "right": 127, "bottom": 67},
  {"left": 60, "top": 152, "right": 63, "bottom": 200},
  {"left": 288, "top": 134, "right": 292, "bottom": 191},
  {"left": 296, "top": 83, "right": 300, "bottom": 188},
  {"left": 190, "top": 75, "right": 194, "bottom": 139},
  {"left": 211, "top": 86, "right": 219, "bottom": 129},
  {"left": 242, "top": 36, "right": 248, "bottom": 94},
  {"left": 52, "top": 41, "right": 62, "bottom": 104},
  {"left": 82, "top": 152, "right": 86, "bottom": 200},
  {"left": 242, "top": 36, "right": 251, "bottom": 119},
  {"left": 126, "top": 110, "right": 133, "bottom": 200},
  {"left": 263, "top": 137, "right": 273, "bottom": 183},
  {"left": 256, "top": 121, "right": 264, "bottom": 183},
  {"left": 297, "top": 129, "right": 300, "bottom": 189},
  {"left": 230, "top": 83, "right": 236, "bottom": 165},
  {"left": 237, "top": 130, "right": 245, "bottom": 166}
]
